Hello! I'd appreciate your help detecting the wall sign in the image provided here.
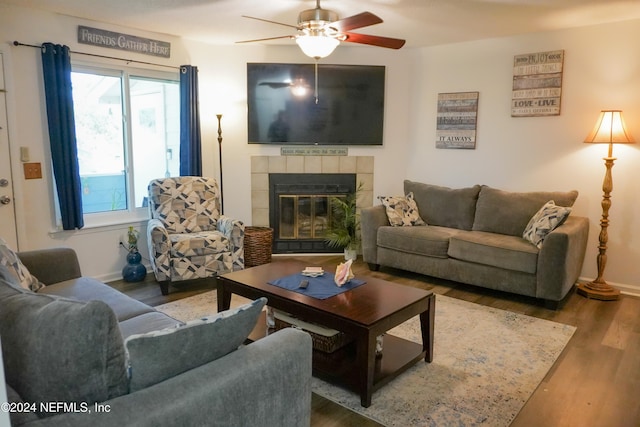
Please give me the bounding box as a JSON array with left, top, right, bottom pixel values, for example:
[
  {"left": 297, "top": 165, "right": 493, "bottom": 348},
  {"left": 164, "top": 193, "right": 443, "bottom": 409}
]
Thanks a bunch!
[
  {"left": 77, "top": 26, "right": 171, "bottom": 58},
  {"left": 280, "top": 147, "right": 348, "bottom": 156},
  {"left": 511, "top": 50, "right": 564, "bottom": 117},
  {"left": 436, "top": 92, "right": 479, "bottom": 149}
]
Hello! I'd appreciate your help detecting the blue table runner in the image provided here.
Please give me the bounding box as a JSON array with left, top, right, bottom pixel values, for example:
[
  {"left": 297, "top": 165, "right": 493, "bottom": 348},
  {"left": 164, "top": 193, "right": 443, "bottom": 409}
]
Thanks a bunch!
[{"left": 268, "top": 272, "right": 366, "bottom": 300}]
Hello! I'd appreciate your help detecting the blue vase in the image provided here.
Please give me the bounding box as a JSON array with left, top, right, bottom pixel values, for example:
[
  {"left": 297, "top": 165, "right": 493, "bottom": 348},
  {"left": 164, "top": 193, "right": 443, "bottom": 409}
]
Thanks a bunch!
[{"left": 122, "top": 250, "right": 146, "bottom": 282}]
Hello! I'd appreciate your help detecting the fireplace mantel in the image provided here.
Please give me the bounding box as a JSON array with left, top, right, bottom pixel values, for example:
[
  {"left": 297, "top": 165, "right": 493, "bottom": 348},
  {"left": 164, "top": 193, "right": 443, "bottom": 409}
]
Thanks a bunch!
[{"left": 251, "top": 156, "right": 374, "bottom": 229}]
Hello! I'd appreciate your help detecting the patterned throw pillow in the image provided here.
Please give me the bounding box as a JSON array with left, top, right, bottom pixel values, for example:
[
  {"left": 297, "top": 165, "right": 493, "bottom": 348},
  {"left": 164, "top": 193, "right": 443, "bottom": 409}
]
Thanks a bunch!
[
  {"left": 523, "top": 200, "right": 572, "bottom": 248},
  {"left": 378, "top": 192, "right": 426, "bottom": 226},
  {"left": 0, "top": 238, "right": 44, "bottom": 292}
]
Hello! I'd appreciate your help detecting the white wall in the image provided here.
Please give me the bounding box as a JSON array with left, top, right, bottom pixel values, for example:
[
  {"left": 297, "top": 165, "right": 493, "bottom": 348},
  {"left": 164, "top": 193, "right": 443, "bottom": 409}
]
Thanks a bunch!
[
  {"left": 0, "top": 4, "right": 413, "bottom": 281},
  {"left": 0, "top": 4, "right": 638, "bottom": 292},
  {"left": 0, "top": 5, "right": 190, "bottom": 280},
  {"left": 409, "top": 20, "right": 640, "bottom": 292}
]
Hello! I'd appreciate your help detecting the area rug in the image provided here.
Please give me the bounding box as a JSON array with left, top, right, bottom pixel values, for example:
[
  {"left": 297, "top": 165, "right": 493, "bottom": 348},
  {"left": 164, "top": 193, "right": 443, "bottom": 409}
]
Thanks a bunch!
[{"left": 155, "top": 291, "right": 576, "bottom": 427}]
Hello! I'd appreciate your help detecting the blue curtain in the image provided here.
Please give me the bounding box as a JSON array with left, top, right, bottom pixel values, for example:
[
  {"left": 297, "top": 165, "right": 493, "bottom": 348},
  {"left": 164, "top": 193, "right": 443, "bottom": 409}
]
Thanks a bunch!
[
  {"left": 179, "top": 65, "right": 202, "bottom": 176},
  {"left": 41, "top": 43, "right": 84, "bottom": 230}
]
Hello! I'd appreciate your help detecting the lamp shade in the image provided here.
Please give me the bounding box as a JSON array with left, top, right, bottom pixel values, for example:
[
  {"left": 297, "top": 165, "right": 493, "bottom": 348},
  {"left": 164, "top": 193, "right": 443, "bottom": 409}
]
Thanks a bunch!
[
  {"left": 584, "top": 110, "right": 635, "bottom": 144},
  {"left": 295, "top": 35, "right": 339, "bottom": 59}
]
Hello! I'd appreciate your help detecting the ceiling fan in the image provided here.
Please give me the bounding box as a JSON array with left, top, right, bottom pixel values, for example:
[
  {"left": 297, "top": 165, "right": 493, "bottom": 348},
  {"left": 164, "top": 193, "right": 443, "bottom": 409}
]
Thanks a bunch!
[{"left": 237, "top": 0, "right": 406, "bottom": 59}]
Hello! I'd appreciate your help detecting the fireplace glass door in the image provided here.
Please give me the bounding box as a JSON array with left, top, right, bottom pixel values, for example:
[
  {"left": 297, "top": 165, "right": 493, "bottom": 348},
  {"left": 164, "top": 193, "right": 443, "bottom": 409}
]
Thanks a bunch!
[
  {"left": 278, "top": 194, "right": 344, "bottom": 240},
  {"left": 269, "top": 173, "right": 355, "bottom": 253}
]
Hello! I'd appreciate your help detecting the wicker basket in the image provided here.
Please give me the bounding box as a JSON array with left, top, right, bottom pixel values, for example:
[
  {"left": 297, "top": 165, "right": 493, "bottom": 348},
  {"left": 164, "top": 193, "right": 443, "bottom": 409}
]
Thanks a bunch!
[
  {"left": 273, "top": 311, "right": 353, "bottom": 353},
  {"left": 244, "top": 226, "right": 273, "bottom": 267}
]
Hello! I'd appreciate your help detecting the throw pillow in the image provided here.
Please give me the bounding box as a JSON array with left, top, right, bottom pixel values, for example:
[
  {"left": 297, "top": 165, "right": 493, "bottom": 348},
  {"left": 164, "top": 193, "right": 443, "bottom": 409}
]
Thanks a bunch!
[
  {"left": 0, "top": 238, "right": 44, "bottom": 291},
  {"left": 125, "top": 297, "right": 267, "bottom": 392},
  {"left": 378, "top": 192, "right": 426, "bottom": 226},
  {"left": 523, "top": 200, "right": 572, "bottom": 248}
]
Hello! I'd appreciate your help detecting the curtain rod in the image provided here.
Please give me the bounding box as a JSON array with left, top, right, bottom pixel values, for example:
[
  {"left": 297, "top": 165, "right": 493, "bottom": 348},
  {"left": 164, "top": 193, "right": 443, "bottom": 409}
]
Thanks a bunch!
[{"left": 13, "top": 41, "right": 180, "bottom": 70}]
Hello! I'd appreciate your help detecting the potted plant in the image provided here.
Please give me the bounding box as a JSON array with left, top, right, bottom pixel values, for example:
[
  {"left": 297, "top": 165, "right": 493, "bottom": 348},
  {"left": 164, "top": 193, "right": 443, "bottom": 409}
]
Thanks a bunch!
[
  {"left": 122, "top": 226, "right": 146, "bottom": 282},
  {"left": 324, "top": 183, "right": 363, "bottom": 260},
  {"left": 127, "top": 226, "right": 140, "bottom": 253}
]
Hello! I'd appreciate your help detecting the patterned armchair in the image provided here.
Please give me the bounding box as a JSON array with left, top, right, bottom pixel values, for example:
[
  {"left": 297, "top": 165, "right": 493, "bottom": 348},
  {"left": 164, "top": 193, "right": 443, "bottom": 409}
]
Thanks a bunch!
[{"left": 147, "top": 176, "right": 244, "bottom": 295}]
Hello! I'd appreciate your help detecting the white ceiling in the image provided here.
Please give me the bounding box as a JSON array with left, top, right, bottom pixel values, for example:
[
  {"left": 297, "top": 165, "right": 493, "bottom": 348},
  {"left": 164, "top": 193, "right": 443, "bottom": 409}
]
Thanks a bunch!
[{"left": 4, "top": 0, "right": 640, "bottom": 48}]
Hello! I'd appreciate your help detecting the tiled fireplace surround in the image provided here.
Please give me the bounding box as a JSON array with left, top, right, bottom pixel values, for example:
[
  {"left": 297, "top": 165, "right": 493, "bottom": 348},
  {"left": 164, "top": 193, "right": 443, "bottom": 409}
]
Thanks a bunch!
[{"left": 250, "top": 156, "right": 374, "bottom": 238}]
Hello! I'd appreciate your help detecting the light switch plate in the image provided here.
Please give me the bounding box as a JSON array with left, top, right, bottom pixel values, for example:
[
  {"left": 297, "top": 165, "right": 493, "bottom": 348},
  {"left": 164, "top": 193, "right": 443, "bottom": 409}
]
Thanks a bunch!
[{"left": 20, "top": 146, "right": 30, "bottom": 162}]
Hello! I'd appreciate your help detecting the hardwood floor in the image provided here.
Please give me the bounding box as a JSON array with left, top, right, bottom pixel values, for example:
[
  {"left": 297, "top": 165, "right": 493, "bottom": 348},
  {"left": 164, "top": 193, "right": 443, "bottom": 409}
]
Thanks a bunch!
[{"left": 110, "top": 255, "right": 640, "bottom": 427}]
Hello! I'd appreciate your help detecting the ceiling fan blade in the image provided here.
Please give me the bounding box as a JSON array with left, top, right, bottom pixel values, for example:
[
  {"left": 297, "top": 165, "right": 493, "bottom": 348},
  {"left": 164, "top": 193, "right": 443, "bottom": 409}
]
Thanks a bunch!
[
  {"left": 236, "top": 35, "right": 295, "bottom": 44},
  {"left": 343, "top": 32, "right": 406, "bottom": 49},
  {"left": 242, "top": 15, "right": 300, "bottom": 29},
  {"left": 330, "top": 12, "right": 382, "bottom": 32}
]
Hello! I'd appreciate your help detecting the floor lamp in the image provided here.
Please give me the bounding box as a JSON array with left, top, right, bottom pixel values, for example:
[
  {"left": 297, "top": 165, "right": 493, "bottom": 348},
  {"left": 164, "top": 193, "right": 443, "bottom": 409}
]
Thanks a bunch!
[
  {"left": 216, "top": 114, "right": 224, "bottom": 215},
  {"left": 576, "top": 110, "right": 635, "bottom": 301}
]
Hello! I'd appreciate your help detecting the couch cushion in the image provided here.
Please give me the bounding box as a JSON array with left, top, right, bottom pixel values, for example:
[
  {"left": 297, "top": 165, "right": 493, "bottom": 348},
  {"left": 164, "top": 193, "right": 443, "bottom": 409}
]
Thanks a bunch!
[
  {"left": 522, "top": 200, "right": 572, "bottom": 248},
  {"left": 377, "top": 192, "right": 426, "bottom": 226},
  {"left": 0, "top": 274, "right": 128, "bottom": 417},
  {"left": 404, "top": 181, "right": 481, "bottom": 230},
  {"left": 38, "top": 277, "right": 155, "bottom": 322},
  {"left": 0, "top": 238, "right": 44, "bottom": 291},
  {"left": 169, "top": 230, "right": 230, "bottom": 257},
  {"left": 377, "top": 225, "right": 457, "bottom": 258},
  {"left": 448, "top": 231, "right": 539, "bottom": 274},
  {"left": 124, "top": 297, "right": 267, "bottom": 392},
  {"left": 119, "top": 311, "right": 183, "bottom": 339},
  {"left": 472, "top": 186, "right": 578, "bottom": 236}
]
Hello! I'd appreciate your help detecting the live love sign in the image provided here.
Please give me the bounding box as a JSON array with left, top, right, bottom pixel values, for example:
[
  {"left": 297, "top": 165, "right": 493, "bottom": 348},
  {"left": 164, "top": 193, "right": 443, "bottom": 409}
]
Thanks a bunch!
[{"left": 77, "top": 26, "right": 171, "bottom": 58}]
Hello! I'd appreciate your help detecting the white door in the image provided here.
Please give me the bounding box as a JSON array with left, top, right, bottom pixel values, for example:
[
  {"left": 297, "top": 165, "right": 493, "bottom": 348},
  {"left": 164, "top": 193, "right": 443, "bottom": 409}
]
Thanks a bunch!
[{"left": 0, "top": 52, "right": 18, "bottom": 248}]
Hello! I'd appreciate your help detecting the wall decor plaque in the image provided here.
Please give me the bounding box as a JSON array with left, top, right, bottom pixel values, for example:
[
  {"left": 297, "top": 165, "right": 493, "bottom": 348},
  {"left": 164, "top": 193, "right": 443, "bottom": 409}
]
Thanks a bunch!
[
  {"left": 280, "top": 146, "right": 348, "bottom": 156},
  {"left": 436, "top": 92, "right": 479, "bottom": 149},
  {"left": 511, "top": 50, "right": 564, "bottom": 117},
  {"left": 77, "top": 26, "right": 171, "bottom": 58}
]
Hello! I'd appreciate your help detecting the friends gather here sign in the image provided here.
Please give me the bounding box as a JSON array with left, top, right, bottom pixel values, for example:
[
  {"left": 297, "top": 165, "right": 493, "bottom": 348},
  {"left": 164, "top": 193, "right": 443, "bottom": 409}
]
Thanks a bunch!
[{"left": 77, "top": 26, "right": 171, "bottom": 58}]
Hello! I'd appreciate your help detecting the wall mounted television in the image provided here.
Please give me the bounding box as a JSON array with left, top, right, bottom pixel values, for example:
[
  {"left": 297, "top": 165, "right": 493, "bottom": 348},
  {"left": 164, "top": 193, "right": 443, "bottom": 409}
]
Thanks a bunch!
[{"left": 247, "top": 63, "right": 385, "bottom": 145}]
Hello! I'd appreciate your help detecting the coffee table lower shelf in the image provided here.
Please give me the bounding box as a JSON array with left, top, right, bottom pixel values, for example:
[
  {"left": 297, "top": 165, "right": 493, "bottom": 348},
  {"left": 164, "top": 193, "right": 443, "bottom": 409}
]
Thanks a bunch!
[{"left": 249, "top": 314, "right": 425, "bottom": 402}]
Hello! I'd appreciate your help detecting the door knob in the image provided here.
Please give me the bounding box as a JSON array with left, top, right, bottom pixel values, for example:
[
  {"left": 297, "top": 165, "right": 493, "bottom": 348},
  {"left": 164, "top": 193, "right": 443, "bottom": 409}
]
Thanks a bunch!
[
  {"left": 0, "top": 196, "right": 10, "bottom": 205},
  {"left": 0, "top": 178, "right": 8, "bottom": 187}
]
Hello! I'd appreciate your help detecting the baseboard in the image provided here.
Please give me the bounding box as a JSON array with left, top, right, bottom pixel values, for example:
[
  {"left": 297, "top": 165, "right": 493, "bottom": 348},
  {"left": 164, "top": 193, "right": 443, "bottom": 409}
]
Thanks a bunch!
[{"left": 578, "top": 276, "right": 640, "bottom": 298}]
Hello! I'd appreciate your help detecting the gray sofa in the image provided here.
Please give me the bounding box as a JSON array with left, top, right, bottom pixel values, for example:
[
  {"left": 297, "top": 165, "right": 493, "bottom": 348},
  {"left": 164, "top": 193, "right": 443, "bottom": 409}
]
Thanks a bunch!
[
  {"left": 1, "top": 247, "right": 312, "bottom": 427},
  {"left": 362, "top": 181, "right": 590, "bottom": 308}
]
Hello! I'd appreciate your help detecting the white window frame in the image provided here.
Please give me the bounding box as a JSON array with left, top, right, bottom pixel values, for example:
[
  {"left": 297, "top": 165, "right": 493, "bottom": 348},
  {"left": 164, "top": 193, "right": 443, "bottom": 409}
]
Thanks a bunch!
[{"left": 58, "top": 61, "right": 179, "bottom": 229}]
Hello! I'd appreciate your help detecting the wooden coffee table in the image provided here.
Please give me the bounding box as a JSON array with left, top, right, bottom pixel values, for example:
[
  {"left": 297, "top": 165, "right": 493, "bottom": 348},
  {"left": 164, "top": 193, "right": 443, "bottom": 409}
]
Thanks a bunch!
[{"left": 216, "top": 260, "right": 435, "bottom": 407}]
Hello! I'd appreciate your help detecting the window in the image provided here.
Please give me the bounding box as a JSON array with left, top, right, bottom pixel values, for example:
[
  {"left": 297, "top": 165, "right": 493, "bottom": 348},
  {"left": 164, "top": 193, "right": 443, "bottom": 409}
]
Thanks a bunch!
[{"left": 69, "top": 65, "right": 179, "bottom": 226}]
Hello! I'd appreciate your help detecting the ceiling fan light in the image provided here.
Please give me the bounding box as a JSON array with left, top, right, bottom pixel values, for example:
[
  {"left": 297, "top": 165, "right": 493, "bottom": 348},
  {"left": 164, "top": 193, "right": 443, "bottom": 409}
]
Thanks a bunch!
[{"left": 296, "top": 35, "right": 339, "bottom": 59}]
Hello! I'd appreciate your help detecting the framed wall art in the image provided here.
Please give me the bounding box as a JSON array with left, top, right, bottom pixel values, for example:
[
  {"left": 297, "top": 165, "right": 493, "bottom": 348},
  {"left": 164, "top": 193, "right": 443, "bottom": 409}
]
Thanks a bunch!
[
  {"left": 436, "top": 91, "right": 479, "bottom": 149},
  {"left": 511, "top": 50, "right": 564, "bottom": 117}
]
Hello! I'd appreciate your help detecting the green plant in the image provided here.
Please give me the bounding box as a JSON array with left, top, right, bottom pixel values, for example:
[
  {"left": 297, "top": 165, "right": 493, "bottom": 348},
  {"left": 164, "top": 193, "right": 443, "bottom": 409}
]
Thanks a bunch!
[
  {"left": 324, "top": 182, "right": 363, "bottom": 250},
  {"left": 127, "top": 226, "right": 140, "bottom": 253}
]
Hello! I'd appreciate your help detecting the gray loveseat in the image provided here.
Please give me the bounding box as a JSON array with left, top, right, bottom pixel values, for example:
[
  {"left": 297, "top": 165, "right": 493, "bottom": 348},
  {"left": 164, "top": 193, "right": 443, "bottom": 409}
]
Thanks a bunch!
[
  {"left": 1, "top": 247, "right": 312, "bottom": 427},
  {"left": 362, "top": 180, "right": 589, "bottom": 308}
]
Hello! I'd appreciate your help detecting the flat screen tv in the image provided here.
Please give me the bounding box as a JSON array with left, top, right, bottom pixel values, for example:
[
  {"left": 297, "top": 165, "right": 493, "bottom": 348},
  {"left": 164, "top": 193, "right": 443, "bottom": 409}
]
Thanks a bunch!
[{"left": 247, "top": 63, "right": 385, "bottom": 145}]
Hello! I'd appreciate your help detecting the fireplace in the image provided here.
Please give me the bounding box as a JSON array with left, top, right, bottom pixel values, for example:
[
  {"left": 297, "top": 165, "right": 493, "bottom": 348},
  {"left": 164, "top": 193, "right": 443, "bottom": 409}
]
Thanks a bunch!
[{"left": 270, "top": 173, "right": 356, "bottom": 254}]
